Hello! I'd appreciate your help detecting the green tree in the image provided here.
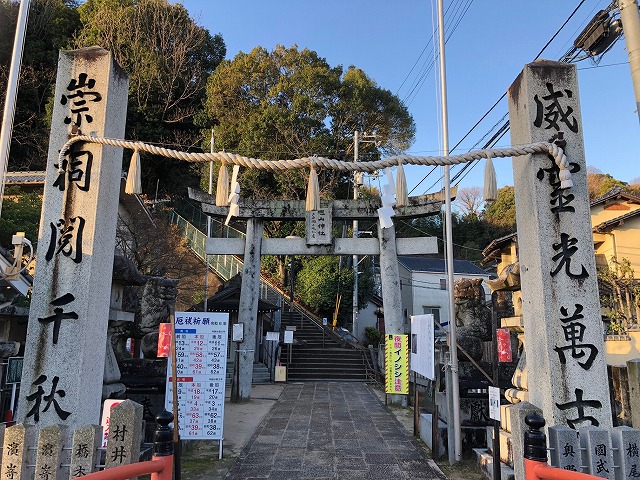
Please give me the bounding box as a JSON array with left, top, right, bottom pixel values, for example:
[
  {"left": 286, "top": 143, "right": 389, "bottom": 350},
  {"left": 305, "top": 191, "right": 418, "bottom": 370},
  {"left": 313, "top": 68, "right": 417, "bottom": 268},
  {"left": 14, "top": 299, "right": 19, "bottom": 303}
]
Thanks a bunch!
[
  {"left": 74, "top": 0, "right": 226, "bottom": 194},
  {"left": 587, "top": 170, "right": 631, "bottom": 201},
  {"left": 295, "top": 255, "right": 375, "bottom": 326},
  {"left": 198, "top": 45, "right": 415, "bottom": 201},
  {"left": 482, "top": 186, "right": 516, "bottom": 229},
  {"left": 0, "top": 0, "right": 80, "bottom": 170},
  {"left": 0, "top": 187, "right": 42, "bottom": 248}
]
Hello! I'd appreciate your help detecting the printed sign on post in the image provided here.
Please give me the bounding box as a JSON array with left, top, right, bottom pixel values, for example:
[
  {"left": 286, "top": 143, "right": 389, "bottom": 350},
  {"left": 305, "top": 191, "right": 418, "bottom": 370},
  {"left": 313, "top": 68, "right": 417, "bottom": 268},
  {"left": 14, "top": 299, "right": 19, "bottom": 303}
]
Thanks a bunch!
[
  {"left": 232, "top": 323, "right": 244, "bottom": 342},
  {"left": 165, "top": 312, "right": 229, "bottom": 440},
  {"left": 266, "top": 331, "right": 279, "bottom": 342},
  {"left": 410, "top": 315, "right": 435, "bottom": 380},
  {"left": 6, "top": 357, "right": 23, "bottom": 384},
  {"left": 385, "top": 334, "right": 409, "bottom": 394},
  {"left": 489, "top": 386, "right": 501, "bottom": 421},
  {"left": 157, "top": 323, "right": 172, "bottom": 358},
  {"left": 284, "top": 330, "right": 294, "bottom": 344},
  {"left": 100, "top": 399, "right": 124, "bottom": 447}
]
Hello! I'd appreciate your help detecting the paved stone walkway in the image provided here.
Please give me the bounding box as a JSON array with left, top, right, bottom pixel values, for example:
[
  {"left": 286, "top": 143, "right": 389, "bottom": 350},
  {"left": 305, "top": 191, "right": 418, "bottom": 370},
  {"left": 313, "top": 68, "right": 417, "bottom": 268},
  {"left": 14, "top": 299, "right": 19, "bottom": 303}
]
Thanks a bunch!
[{"left": 225, "top": 382, "right": 445, "bottom": 479}]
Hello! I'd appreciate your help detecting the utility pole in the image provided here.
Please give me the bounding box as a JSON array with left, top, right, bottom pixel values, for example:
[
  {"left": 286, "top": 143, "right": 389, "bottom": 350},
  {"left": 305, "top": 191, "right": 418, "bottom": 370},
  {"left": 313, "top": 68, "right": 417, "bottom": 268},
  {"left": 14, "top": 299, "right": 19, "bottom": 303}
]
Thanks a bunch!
[
  {"left": 204, "top": 129, "right": 214, "bottom": 313},
  {"left": 353, "top": 131, "right": 360, "bottom": 341},
  {"left": 352, "top": 130, "right": 377, "bottom": 340},
  {"left": 619, "top": 0, "right": 640, "bottom": 123},
  {"left": 437, "top": 0, "right": 462, "bottom": 464},
  {"left": 0, "top": 0, "right": 31, "bottom": 217}
]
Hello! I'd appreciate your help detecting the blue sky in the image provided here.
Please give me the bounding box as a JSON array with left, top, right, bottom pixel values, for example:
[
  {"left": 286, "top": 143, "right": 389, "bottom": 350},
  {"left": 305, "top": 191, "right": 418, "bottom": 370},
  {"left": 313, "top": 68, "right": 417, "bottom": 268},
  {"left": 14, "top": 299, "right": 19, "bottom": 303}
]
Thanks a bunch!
[{"left": 179, "top": 0, "right": 639, "bottom": 195}]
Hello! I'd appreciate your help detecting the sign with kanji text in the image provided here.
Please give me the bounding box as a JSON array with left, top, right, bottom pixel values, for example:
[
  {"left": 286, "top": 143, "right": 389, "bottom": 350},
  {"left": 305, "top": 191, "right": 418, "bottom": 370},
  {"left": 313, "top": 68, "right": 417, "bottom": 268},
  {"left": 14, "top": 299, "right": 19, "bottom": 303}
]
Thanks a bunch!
[
  {"left": 385, "top": 334, "right": 409, "bottom": 394},
  {"left": 165, "top": 312, "right": 229, "bottom": 440},
  {"left": 6, "top": 357, "right": 23, "bottom": 384},
  {"left": 489, "top": 386, "right": 501, "bottom": 421}
]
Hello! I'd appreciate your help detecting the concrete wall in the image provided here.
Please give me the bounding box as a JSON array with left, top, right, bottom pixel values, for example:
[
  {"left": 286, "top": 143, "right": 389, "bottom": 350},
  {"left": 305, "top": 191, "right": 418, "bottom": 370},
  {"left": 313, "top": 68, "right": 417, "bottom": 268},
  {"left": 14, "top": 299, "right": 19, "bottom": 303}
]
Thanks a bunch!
[
  {"left": 606, "top": 328, "right": 640, "bottom": 365},
  {"left": 355, "top": 300, "right": 381, "bottom": 344}
]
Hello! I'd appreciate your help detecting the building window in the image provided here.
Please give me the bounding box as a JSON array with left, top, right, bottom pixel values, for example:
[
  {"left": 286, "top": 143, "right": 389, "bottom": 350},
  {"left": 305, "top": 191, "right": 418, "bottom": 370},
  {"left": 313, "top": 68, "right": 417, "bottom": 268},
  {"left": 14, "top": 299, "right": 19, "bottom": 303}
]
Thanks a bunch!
[
  {"left": 440, "top": 278, "right": 447, "bottom": 290},
  {"left": 422, "top": 307, "right": 441, "bottom": 324}
]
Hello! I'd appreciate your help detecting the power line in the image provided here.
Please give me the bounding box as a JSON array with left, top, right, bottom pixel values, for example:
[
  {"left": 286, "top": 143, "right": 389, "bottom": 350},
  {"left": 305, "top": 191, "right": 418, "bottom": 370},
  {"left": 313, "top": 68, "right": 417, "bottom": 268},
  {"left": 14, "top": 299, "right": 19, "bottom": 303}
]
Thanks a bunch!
[{"left": 409, "top": 0, "right": 590, "bottom": 195}]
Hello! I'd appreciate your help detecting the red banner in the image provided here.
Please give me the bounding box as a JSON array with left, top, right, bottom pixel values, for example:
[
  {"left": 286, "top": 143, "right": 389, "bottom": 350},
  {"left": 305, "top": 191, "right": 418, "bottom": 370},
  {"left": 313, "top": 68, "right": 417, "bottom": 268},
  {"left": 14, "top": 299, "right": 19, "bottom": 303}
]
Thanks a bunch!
[
  {"left": 157, "top": 323, "right": 172, "bottom": 358},
  {"left": 496, "top": 328, "right": 512, "bottom": 363}
]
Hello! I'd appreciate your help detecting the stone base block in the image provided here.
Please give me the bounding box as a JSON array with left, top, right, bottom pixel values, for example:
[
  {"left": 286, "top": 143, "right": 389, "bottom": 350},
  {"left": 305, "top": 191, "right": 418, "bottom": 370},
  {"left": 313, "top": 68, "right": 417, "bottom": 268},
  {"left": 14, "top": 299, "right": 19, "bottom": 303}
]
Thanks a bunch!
[
  {"left": 419, "top": 413, "right": 447, "bottom": 459},
  {"left": 474, "top": 448, "right": 516, "bottom": 480},
  {"left": 485, "top": 426, "right": 514, "bottom": 466}
]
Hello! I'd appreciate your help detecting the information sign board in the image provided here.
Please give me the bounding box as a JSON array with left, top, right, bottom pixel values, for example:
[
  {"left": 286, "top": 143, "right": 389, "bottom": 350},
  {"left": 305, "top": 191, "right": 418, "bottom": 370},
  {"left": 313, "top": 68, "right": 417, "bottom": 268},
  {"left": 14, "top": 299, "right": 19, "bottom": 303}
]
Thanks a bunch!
[
  {"left": 6, "top": 357, "right": 23, "bottom": 384},
  {"left": 410, "top": 315, "right": 435, "bottom": 380},
  {"left": 489, "top": 386, "right": 501, "bottom": 421},
  {"left": 385, "top": 334, "right": 409, "bottom": 394},
  {"left": 165, "top": 312, "right": 229, "bottom": 440}
]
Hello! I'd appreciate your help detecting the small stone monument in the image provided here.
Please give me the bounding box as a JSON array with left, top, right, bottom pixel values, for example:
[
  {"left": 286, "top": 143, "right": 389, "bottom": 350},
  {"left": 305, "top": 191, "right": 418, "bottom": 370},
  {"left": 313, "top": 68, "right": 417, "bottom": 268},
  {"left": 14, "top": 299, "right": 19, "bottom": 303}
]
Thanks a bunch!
[
  {"left": 69, "top": 425, "right": 102, "bottom": 478},
  {"left": 548, "top": 424, "right": 580, "bottom": 471},
  {"left": 104, "top": 400, "right": 143, "bottom": 470},
  {"left": 579, "top": 426, "right": 614, "bottom": 479},
  {"left": 34, "top": 425, "right": 67, "bottom": 480},
  {"left": 611, "top": 426, "right": 640, "bottom": 479},
  {"left": 1, "top": 424, "right": 35, "bottom": 480}
]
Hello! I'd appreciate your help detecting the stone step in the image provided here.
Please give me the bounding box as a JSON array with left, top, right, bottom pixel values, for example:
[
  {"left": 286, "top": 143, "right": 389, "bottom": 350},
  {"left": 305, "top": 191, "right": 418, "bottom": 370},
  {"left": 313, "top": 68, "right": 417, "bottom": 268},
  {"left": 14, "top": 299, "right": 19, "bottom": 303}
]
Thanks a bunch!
[
  {"left": 474, "top": 448, "right": 515, "bottom": 480},
  {"left": 286, "top": 371, "right": 368, "bottom": 381}
]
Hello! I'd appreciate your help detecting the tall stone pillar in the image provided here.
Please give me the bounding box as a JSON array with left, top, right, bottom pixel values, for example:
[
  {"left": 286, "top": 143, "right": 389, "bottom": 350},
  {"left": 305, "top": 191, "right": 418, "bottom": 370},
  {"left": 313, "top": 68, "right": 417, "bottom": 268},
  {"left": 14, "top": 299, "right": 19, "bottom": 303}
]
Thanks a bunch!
[
  {"left": 508, "top": 60, "right": 611, "bottom": 429},
  {"left": 377, "top": 222, "right": 406, "bottom": 405},
  {"left": 237, "top": 217, "right": 264, "bottom": 400},
  {"left": 17, "top": 47, "right": 128, "bottom": 428}
]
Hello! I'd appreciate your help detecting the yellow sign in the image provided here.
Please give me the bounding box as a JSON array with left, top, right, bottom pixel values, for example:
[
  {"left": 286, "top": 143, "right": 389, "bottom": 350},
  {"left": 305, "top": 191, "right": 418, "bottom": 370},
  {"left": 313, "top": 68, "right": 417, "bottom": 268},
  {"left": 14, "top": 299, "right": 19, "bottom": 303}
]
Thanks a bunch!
[{"left": 385, "top": 334, "right": 409, "bottom": 394}]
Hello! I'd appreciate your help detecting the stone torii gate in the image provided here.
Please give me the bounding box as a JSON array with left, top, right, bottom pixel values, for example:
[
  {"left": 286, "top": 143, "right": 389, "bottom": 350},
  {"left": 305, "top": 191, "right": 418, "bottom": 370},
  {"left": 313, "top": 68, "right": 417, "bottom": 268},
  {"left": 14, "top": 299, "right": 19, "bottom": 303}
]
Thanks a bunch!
[{"left": 188, "top": 188, "right": 444, "bottom": 401}]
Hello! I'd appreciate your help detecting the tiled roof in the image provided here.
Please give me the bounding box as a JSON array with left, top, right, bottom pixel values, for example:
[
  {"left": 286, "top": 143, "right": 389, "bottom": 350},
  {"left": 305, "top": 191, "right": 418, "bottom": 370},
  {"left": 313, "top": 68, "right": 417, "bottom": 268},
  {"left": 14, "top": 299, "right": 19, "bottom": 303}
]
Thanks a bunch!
[
  {"left": 397, "top": 256, "right": 489, "bottom": 276},
  {"left": 593, "top": 208, "right": 640, "bottom": 233},
  {"left": 590, "top": 187, "right": 640, "bottom": 207},
  {"left": 481, "top": 231, "right": 517, "bottom": 258},
  {"left": 4, "top": 171, "right": 46, "bottom": 184}
]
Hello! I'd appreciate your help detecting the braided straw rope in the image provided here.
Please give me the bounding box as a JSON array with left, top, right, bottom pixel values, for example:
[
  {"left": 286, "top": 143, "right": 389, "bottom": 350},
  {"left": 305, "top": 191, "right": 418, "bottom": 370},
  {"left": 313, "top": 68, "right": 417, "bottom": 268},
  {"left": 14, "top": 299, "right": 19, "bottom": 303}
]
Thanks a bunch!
[{"left": 58, "top": 135, "right": 573, "bottom": 188}]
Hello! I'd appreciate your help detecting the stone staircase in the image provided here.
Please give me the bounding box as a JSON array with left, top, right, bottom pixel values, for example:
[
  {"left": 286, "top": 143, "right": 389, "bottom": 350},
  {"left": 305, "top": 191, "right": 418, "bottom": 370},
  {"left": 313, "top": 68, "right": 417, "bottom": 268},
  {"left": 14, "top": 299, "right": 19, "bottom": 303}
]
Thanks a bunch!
[
  {"left": 280, "top": 307, "right": 368, "bottom": 381},
  {"left": 169, "top": 204, "right": 371, "bottom": 383},
  {"left": 225, "top": 361, "right": 272, "bottom": 386}
]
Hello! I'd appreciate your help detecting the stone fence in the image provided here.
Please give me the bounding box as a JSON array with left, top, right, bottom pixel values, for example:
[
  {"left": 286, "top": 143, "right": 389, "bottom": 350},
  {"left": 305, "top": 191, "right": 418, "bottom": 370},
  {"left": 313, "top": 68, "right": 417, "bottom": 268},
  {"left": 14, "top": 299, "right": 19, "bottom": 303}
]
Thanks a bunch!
[{"left": 0, "top": 399, "right": 149, "bottom": 479}]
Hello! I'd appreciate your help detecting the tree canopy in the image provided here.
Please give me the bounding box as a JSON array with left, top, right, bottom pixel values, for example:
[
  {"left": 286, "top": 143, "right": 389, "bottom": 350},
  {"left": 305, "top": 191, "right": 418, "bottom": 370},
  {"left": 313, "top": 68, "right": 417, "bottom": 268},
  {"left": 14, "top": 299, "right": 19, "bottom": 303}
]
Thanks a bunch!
[
  {"left": 0, "top": 0, "right": 80, "bottom": 170},
  {"left": 73, "top": 0, "right": 226, "bottom": 195},
  {"left": 198, "top": 45, "right": 415, "bottom": 201}
]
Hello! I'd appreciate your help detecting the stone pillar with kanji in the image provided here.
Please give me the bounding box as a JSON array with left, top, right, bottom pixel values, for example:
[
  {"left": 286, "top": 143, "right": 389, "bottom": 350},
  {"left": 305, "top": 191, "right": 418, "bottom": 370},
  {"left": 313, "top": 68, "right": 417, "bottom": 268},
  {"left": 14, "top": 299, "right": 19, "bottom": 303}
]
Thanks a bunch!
[
  {"left": 508, "top": 60, "right": 612, "bottom": 429},
  {"left": 17, "top": 47, "right": 129, "bottom": 428}
]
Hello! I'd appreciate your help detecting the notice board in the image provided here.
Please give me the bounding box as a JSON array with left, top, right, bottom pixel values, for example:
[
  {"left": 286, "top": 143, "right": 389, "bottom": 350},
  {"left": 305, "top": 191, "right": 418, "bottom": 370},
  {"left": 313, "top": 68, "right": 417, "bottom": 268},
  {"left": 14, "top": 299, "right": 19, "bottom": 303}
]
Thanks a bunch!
[{"left": 165, "top": 312, "right": 229, "bottom": 439}]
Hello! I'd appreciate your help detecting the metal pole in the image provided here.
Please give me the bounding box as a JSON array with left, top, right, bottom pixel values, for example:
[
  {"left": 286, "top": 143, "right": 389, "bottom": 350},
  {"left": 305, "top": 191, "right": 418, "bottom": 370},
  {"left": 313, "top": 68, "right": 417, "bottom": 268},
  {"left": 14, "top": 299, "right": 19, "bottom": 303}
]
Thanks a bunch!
[
  {"left": 619, "top": 0, "right": 640, "bottom": 124},
  {"left": 0, "top": 0, "right": 31, "bottom": 217},
  {"left": 491, "top": 293, "right": 501, "bottom": 480},
  {"left": 204, "top": 129, "right": 214, "bottom": 313},
  {"left": 437, "top": 0, "right": 462, "bottom": 464},
  {"left": 352, "top": 131, "right": 359, "bottom": 339}
]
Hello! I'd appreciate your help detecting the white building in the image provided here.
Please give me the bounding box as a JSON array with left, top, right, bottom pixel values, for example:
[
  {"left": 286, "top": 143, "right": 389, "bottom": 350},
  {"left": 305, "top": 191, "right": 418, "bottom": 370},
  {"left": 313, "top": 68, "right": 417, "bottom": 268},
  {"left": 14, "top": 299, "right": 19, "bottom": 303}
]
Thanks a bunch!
[{"left": 397, "top": 256, "right": 491, "bottom": 334}]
